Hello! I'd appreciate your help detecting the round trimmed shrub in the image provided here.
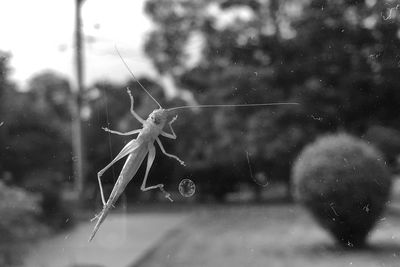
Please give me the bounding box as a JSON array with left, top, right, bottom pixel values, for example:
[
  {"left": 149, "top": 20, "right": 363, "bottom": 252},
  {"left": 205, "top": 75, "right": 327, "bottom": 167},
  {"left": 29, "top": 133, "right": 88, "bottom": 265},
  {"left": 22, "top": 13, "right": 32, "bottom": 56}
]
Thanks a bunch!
[{"left": 292, "top": 133, "right": 391, "bottom": 248}]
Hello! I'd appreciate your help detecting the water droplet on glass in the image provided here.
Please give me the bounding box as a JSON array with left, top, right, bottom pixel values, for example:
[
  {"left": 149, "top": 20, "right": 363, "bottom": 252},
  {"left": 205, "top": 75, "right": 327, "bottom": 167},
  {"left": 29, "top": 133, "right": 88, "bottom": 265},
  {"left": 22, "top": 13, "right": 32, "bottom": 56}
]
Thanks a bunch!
[{"left": 179, "top": 179, "right": 196, "bottom": 197}]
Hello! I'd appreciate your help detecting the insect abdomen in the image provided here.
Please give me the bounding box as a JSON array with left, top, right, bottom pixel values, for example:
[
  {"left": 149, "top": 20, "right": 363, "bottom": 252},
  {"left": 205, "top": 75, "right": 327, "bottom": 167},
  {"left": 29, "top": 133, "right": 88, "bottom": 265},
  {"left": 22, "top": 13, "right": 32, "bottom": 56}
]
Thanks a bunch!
[{"left": 107, "top": 145, "right": 149, "bottom": 204}]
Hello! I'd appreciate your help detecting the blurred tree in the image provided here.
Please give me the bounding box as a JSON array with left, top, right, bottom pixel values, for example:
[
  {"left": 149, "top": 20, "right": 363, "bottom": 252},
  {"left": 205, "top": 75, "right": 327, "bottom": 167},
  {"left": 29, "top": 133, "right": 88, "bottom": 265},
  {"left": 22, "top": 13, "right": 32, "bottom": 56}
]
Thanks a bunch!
[
  {"left": 144, "top": 0, "right": 305, "bottom": 199},
  {"left": 0, "top": 57, "right": 71, "bottom": 184},
  {"left": 0, "top": 52, "right": 10, "bottom": 115},
  {"left": 144, "top": 0, "right": 400, "bottom": 199},
  {"left": 0, "top": 55, "right": 74, "bottom": 231},
  {"left": 29, "top": 72, "right": 72, "bottom": 122},
  {"left": 2, "top": 72, "right": 73, "bottom": 181},
  {"left": 289, "top": 0, "right": 400, "bottom": 132},
  {"left": 0, "top": 52, "right": 13, "bottom": 175},
  {"left": 2, "top": 74, "right": 74, "bottom": 230},
  {"left": 363, "top": 125, "right": 400, "bottom": 167}
]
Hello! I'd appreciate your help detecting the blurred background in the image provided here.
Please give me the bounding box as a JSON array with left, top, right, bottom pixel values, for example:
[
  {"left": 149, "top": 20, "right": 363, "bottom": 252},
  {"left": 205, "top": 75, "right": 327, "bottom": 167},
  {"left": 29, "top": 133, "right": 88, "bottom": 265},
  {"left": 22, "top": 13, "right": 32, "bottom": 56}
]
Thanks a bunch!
[{"left": 1, "top": 0, "right": 400, "bottom": 266}]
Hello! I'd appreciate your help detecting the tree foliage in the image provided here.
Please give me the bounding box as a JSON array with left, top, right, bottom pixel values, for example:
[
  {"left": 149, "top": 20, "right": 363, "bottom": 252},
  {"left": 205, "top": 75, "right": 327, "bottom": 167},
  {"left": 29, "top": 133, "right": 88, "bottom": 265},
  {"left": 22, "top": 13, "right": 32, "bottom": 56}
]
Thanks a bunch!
[
  {"left": 143, "top": 0, "right": 400, "bottom": 198},
  {"left": 1, "top": 71, "right": 73, "bottom": 182},
  {"left": 0, "top": 54, "right": 74, "bottom": 263}
]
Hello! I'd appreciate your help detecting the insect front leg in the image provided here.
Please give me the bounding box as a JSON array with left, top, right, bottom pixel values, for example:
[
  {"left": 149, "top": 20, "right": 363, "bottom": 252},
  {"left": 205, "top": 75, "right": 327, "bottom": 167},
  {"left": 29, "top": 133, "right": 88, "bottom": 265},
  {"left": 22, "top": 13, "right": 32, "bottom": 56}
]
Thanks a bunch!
[
  {"left": 156, "top": 137, "right": 185, "bottom": 166},
  {"left": 126, "top": 87, "right": 145, "bottom": 124},
  {"left": 141, "top": 143, "right": 173, "bottom": 202},
  {"left": 102, "top": 127, "right": 141, "bottom": 136},
  {"left": 161, "top": 115, "right": 178, "bottom": 139}
]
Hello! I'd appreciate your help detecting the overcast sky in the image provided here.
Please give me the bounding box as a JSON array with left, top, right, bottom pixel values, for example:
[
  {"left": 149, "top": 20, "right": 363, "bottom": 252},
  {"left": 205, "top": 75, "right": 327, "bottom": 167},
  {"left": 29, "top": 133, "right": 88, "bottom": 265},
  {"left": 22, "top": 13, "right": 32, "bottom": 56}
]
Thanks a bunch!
[{"left": 0, "top": 0, "right": 156, "bottom": 89}]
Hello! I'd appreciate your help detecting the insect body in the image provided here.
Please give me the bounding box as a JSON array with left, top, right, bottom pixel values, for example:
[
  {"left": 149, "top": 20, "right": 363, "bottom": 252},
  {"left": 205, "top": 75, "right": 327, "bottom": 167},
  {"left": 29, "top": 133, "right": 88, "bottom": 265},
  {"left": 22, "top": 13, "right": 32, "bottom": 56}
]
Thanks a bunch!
[
  {"left": 89, "top": 49, "right": 300, "bottom": 242},
  {"left": 89, "top": 88, "right": 185, "bottom": 242},
  {"left": 89, "top": 88, "right": 185, "bottom": 241}
]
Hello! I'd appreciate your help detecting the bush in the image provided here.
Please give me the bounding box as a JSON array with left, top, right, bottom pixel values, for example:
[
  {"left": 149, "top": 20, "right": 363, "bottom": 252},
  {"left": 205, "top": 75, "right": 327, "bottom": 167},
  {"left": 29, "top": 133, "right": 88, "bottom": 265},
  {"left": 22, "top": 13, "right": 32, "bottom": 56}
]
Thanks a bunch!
[
  {"left": 22, "top": 170, "right": 74, "bottom": 231},
  {"left": 292, "top": 133, "right": 391, "bottom": 248},
  {"left": 0, "top": 181, "right": 47, "bottom": 266}
]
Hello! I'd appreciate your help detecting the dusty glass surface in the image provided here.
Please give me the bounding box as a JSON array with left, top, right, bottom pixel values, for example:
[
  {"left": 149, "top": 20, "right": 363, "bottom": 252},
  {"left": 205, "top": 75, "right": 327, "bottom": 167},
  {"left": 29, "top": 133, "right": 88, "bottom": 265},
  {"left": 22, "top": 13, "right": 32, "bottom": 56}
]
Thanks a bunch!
[{"left": 1, "top": 0, "right": 400, "bottom": 266}]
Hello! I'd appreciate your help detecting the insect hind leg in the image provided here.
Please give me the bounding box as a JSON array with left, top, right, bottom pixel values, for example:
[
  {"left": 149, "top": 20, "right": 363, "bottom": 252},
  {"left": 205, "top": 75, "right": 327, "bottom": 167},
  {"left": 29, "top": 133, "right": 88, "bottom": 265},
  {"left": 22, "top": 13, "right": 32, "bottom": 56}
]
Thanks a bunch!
[
  {"left": 97, "top": 171, "right": 107, "bottom": 206},
  {"left": 91, "top": 211, "right": 102, "bottom": 222},
  {"left": 141, "top": 143, "right": 173, "bottom": 202},
  {"left": 141, "top": 183, "right": 173, "bottom": 202},
  {"left": 95, "top": 139, "right": 140, "bottom": 206}
]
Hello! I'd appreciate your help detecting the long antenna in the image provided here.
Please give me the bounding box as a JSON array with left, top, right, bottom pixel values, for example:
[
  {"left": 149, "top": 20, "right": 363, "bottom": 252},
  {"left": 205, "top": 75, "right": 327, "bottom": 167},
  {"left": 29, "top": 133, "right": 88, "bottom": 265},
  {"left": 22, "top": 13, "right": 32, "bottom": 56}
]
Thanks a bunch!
[
  {"left": 167, "top": 102, "right": 300, "bottom": 111},
  {"left": 115, "top": 46, "right": 162, "bottom": 108}
]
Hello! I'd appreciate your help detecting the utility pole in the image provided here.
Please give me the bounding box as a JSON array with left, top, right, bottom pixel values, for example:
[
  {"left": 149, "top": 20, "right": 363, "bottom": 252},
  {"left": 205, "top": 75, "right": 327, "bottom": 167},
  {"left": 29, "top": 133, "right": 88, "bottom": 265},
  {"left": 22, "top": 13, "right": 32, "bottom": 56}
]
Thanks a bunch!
[{"left": 72, "top": 0, "right": 85, "bottom": 197}]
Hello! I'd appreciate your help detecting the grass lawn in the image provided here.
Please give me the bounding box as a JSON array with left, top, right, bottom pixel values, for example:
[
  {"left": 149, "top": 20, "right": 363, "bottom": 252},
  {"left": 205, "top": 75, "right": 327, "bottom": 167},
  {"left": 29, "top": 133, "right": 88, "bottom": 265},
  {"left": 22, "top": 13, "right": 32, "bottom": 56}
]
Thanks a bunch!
[{"left": 133, "top": 204, "right": 400, "bottom": 267}]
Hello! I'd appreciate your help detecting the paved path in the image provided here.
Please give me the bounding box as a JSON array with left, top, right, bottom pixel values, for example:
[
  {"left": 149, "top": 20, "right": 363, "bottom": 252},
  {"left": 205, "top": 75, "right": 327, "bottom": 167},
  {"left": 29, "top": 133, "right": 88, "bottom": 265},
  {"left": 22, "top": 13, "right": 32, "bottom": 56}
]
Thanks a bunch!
[{"left": 23, "top": 213, "right": 187, "bottom": 267}]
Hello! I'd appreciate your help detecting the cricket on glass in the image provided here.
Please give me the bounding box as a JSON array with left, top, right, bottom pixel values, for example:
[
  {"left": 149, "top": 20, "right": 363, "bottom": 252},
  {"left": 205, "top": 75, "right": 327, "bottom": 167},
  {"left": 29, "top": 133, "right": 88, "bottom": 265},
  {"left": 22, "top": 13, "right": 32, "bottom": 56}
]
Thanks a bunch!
[{"left": 88, "top": 50, "right": 300, "bottom": 242}]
